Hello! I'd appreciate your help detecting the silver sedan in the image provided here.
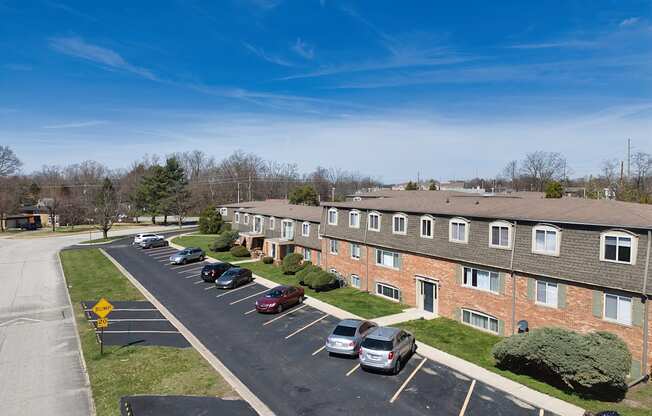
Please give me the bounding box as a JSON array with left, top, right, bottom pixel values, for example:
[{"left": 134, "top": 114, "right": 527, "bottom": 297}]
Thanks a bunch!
[
  {"left": 169, "top": 247, "right": 205, "bottom": 265},
  {"left": 325, "top": 319, "right": 377, "bottom": 356}
]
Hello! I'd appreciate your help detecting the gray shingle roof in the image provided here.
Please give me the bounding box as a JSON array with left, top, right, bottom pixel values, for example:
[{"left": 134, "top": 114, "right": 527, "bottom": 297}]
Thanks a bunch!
[{"left": 241, "top": 204, "right": 322, "bottom": 223}]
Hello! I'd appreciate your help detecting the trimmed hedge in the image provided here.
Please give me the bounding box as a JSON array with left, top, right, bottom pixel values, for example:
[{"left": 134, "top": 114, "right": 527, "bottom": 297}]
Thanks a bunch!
[
  {"left": 296, "top": 262, "right": 316, "bottom": 285},
  {"left": 281, "top": 253, "right": 305, "bottom": 275},
  {"left": 262, "top": 256, "right": 274, "bottom": 264},
  {"left": 492, "top": 327, "right": 631, "bottom": 400},
  {"left": 229, "top": 245, "right": 251, "bottom": 258},
  {"left": 209, "top": 230, "right": 240, "bottom": 252},
  {"left": 303, "top": 269, "right": 337, "bottom": 291}
]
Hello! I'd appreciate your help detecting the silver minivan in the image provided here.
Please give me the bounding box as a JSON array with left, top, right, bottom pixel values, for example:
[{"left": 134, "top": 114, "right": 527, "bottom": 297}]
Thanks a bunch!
[
  {"left": 325, "top": 319, "right": 377, "bottom": 356},
  {"left": 358, "top": 327, "right": 416, "bottom": 374}
]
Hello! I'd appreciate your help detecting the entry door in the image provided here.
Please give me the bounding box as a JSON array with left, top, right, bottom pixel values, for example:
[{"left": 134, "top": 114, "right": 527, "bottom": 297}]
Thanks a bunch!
[{"left": 422, "top": 281, "right": 436, "bottom": 313}]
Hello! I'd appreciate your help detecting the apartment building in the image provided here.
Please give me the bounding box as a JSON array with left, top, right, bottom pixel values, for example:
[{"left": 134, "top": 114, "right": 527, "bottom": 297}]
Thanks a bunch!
[
  {"left": 320, "top": 191, "right": 652, "bottom": 379},
  {"left": 229, "top": 203, "right": 323, "bottom": 265}
]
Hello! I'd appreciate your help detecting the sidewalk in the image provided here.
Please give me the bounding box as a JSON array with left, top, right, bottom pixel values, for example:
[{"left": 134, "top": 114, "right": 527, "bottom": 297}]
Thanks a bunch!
[{"left": 168, "top": 236, "right": 585, "bottom": 416}]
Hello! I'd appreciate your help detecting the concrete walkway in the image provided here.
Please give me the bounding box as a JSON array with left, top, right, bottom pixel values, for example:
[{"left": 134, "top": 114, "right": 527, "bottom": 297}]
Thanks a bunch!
[
  {"left": 168, "top": 238, "right": 585, "bottom": 416},
  {"left": 0, "top": 225, "right": 189, "bottom": 416}
]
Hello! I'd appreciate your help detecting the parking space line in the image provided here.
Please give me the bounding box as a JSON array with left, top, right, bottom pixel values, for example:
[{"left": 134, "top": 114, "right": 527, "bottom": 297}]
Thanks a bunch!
[
  {"left": 146, "top": 246, "right": 173, "bottom": 252},
  {"left": 458, "top": 379, "right": 476, "bottom": 416},
  {"left": 244, "top": 309, "right": 256, "bottom": 315},
  {"left": 170, "top": 262, "right": 205, "bottom": 269},
  {"left": 84, "top": 308, "right": 158, "bottom": 312},
  {"left": 193, "top": 280, "right": 204, "bottom": 284},
  {"left": 216, "top": 282, "right": 256, "bottom": 298},
  {"left": 285, "top": 314, "right": 328, "bottom": 339},
  {"left": 96, "top": 330, "right": 180, "bottom": 334},
  {"left": 262, "top": 304, "right": 307, "bottom": 326},
  {"left": 312, "top": 345, "right": 326, "bottom": 356},
  {"left": 204, "top": 286, "right": 216, "bottom": 291},
  {"left": 151, "top": 253, "right": 173, "bottom": 259},
  {"left": 179, "top": 268, "right": 202, "bottom": 274},
  {"left": 90, "top": 318, "right": 167, "bottom": 322},
  {"left": 157, "top": 259, "right": 171, "bottom": 263},
  {"left": 389, "top": 357, "right": 427, "bottom": 404},
  {"left": 229, "top": 289, "right": 268, "bottom": 305},
  {"left": 346, "top": 363, "right": 360, "bottom": 376}
]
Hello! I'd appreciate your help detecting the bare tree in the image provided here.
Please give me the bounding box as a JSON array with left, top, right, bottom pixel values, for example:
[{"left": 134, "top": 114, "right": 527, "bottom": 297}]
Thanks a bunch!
[
  {"left": 519, "top": 151, "right": 567, "bottom": 192},
  {"left": 92, "top": 177, "right": 120, "bottom": 239},
  {"left": 631, "top": 152, "right": 651, "bottom": 193},
  {"left": 500, "top": 160, "right": 519, "bottom": 191},
  {"left": 0, "top": 145, "right": 22, "bottom": 176}
]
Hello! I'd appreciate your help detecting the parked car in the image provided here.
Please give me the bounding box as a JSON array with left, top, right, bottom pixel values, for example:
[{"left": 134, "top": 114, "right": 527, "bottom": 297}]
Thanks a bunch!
[
  {"left": 139, "top": 236, "right": 169, "bottom": 249},
  {"left": 133, "top": 233, "right": 163, "bottom": 245},
  {"left": 169, "top": 247, "right": 205, "bottom": 265},
  {"left": 215, "top": 267, "right": 253, "bottom": 289},
  {"left": 201, "top": 263, "right": 234, "bottom": 282},
  {"left": 255, "top": 285, "right": 304, "bottom": 313},
  {"left": 325, "top": 319, "right": 377, "bottom": 356},
  {"left": 359, "top": 327, "right": 416, "bottom": 374}
]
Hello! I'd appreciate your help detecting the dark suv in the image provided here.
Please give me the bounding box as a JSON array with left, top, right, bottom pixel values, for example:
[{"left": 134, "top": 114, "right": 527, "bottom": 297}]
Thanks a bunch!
[
  {"left": 215, "top": 267, "right": 253, "bottom": 289},
  {"left": 201, "top": 263, "right": 233, "bottom": 282}
]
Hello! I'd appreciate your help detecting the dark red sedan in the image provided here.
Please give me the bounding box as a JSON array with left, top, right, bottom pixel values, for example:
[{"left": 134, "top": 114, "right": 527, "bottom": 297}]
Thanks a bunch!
[{"left": 255, "top": 285, "right": 305, "bottom": 313}]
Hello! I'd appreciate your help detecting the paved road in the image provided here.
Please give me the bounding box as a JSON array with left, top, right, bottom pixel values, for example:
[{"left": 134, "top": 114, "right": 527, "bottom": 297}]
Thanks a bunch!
[
  {"left": 0, "top": 226, "right": 188, "bottom": 416},
  {"left": 106, "top": 242, "right": 555, "bottom": 416}
]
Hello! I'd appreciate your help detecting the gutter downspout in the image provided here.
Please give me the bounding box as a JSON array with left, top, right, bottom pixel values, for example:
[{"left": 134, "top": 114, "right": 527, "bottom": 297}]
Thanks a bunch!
[
  {"left": 364, "top": 209, "right": 370, "bottom": 293},
  {"left": 510, "top": 221, "right": 518, "bottom": 335},
  {"left": 631, "top": 230, "right": 652, "bottom": 386}
]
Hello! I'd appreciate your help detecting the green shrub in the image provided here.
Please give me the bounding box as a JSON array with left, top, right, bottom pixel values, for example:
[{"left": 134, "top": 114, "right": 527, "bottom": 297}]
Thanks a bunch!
[
  {"left": 302, "top": 270, "right": 320, "bottom": 288},
  {"left": 310, "top": 271, "right": 337, "bottom": 291},
  {"left": 229, "top": 245, "right": 251, "bottom": 258},
  {"left": 209, "top": 230, "right": 240, "bottom": 252},
  {"left": 262, "top": 256, "right": 274, "bottom": 264},
  {"left": 219, "top": 222, "right": 231, "bottom": 232},
  {"left": 492, "top": 327, "right": 631, "bottom": 400},
  {"left": 281, "top": 253, "right": 305, "bottom": 275},
  {"left": 198, "top": 207, "right": 223, "bottom": 234},
  {"left": 296, "top": 263, "right": 316, "bottom": 284}
]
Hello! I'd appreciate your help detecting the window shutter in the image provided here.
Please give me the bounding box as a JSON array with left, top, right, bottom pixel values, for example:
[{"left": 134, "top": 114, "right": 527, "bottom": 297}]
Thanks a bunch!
[
  {"left": 592, "top": 290, "right": 604, "bottom": 318},
  {"left": 397, "top": 253, "right": 402, "bottom": 270},
  {"left": 372, "top": 248, "right": 377, "bottom": 263},
  {"left": 453, "top": 307, "right": 461, "bottom": 321},
  {"left": 630, "top": 360, "right": 642, "bottom": 380},
  {"left": 558, "top": 284, "right": 567, "bottom": 309},
  {"left": 527, "top": 278, "right": 535, "bottom": 301},
  {"left": 498, "top": 319, "right": 505, "bottom": 336},
  {"left": 349, "top": 243, "right": 353, "bottom": 257},
  {"left": 499, "top": 273, "right": 507, "bottom": 295},
  {"left": 632, "top": 297, "right": 644, "bottom": 327},
  {"left": 456, "top": 265, "right": 464, "bottom": 285}
]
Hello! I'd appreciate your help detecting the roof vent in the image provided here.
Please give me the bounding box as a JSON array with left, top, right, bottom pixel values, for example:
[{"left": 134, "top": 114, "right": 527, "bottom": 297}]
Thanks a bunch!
[
  {"left": 475, "top": 200, "right": 480, "bottom": 205},
  {"left": 445, "top": 198, "right": 450, "bottom": 203}
]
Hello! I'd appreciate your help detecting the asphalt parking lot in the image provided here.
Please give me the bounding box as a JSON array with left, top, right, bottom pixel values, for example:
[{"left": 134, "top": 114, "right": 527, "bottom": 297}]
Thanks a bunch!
[{"left": 104, "top": 240, "right": 557, "bottom": 416}]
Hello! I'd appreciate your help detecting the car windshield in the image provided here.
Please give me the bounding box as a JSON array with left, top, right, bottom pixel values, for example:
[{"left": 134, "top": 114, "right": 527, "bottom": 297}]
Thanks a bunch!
[
  {"left": 218, "top": 270, "right": 238, "bottom": 280},
  {"left": 332, "top": 325, "right": 356, "bottom": 337},
  {"left": 179, "top": 250, "right": 190, "bottom": 255},
  {"left": 361, "top": 338, "right": 393, "bottom": 351},
  {"left": 265, "top": 289, "right": 284, "bottom": 298}
]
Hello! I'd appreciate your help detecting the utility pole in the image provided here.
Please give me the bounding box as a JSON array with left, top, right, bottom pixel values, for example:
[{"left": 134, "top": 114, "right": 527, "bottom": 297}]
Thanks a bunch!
[
  {"left": 237, "top": 183, "right": 240, "bottom": 204},
  {"left": 620, "top": 161, "right": 624, "bottom": 187},
  {"left": 248, "top": 173, "right": 252, "bottom": 201},
  {"left": 331, "top": 187, "right": 335, "bottom": 202},
  {"left": 627, "top": 138, "right": 631, "bottom": 179}
]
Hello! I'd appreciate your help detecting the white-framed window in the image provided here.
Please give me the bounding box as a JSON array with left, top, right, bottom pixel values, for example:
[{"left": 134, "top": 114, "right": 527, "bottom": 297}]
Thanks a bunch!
[
  {"left": 489, "top": 221, "right": 512, "bottom": 249},
  {"left": 604, "top": 293, "right": 632, "bottom": 325},
  {"left": 392, "top": 213, "right": 408, "bottom": 235},
  {"left": 536, "top": 280, "right": 558, "bottom": 308},
  {"left": 301, "top": 222, "right": 310, "bottom": 237},
  {"left": 234, "top": 212, "right": 240, "bottom": 224},
  {"left": 376, "top": 282, "right": 400, "bottom": 302},
  {"left": 327, "top": 208, "right": 338, "bottom": 225},
  {"left": 269, "top": 216, "right": 275, "bottom": 230},
  {"left": 317, "top": 224, "right": 323, "bottom": 240},
  {"left": 368, "top": 212, "right": 381, "bottom": 232},
  {"left": 375, "top": 249, "right": 400, "bottom": 270},
  {"left": 219, "top": 207, "right": 228, "bottom": 216},
  {"left": 449, "top": 217, "right": 469, "bottom": 243},
  {"left": 463, "top": 267, "right": 500, "bottom": 294},
  {"left": 350, "top": 243, "right": 361, "bottom": 260},
  {"left": 281, "top": 219, "right": 294, "bottom": 240},
  {"left": 461, "top": 309, "right": 499, "bottom": 334},
  {"left": 531, "top": 224, "right": 561, "bottom": 256},
  {"left": 303, "top": 247, "right": 312, "bottom": 262},
  {"left": 353, "top": 196, "right": 362, "bottom": 201},
  {"left": 329, "top": 268, "right": 337, "bottom": 274},
  {"left": 600, "top": 231, "right": 637, "bottom": 265},
  {"left": 329, "top": 239, "right": 339, "bottom": 255},
  {"left": 350, "top": 274, "right": 361, "bottom": 288},
  {"left": 253, "top": 215, "right": 263, "bottom": 233},
  {"left": 243, "top": 213, "right": 250, "bottom": 225},
  {"left": 349, "top": 210, "right": 360, "bottom": 228},
  {"left": 420, "top": 215, "right": 434, "bottom": 239}
]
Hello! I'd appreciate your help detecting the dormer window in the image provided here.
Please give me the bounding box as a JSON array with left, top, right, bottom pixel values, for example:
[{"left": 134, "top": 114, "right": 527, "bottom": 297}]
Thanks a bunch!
[
  {"left": 327, "top": 208, "right": 338, "bottom": 225},
  {"left": 269, "top": 217, "right": 275, "bottom": 230},
  {"left": 368, "top": 212, "right": 381, "bottom": 232},
  {"left": 600, "top": 230, "right": 637, "bottom": 265},
  {"left": 449, "top": 217, "right": 469, "bottom": 243},
  {"left": 243, "top": 214, "right": 250, "bottom": 225},
  {"left": 420, "top": 215, "right": 434, "bottom": 239},
  {"left": 349, "top": 210, "right": 360, "bottom": 228},
  {"left": 532, "top": 224, "right": 561, "bottom": 256},
  {"left": 253, "top": 216, "right": 263, "bottom": 233},
  {"left": 234, "top": 212, "right": 240, "bottom": 223},
  {"left": 392, "top": 214, "right": 408, "bottom": 235},
  {"left": 301, "top": 222, "right": 310, "bottom": 237},
  {"left": 489, "top": 221, "right": 513, "bottom": 249}
]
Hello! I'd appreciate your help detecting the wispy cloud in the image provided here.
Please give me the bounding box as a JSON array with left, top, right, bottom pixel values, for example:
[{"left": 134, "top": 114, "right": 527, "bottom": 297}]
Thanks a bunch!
[
  {"left": 241, "top": 0, "right": 282, "bottom": 10},
  {"left": 620, "top": 17, "right": 640, "bottom": 27},
  {"left": 49, "top": 36, "right": 158, "bottom": 80},
  {"left": 508, "top": 40, "right": 598, "bottom": 49},
  {"left": 45, "top": 1, "right": 96, "bottom": 21},
  {"left": 43, "top": 120, "right": 108, "bottom": 129},
  {"left": 291, "top": 38, "right": 314, "bottom": 59},
  {"left": 3, "top": 63, "right": 32, "bottom": 71},
  {"left": 243, "top": 42, "right": 294, "bottom": 66}
]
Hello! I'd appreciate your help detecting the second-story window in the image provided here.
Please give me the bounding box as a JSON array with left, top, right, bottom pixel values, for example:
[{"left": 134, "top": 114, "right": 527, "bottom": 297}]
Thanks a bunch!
[
  {"left": 253, "top": 216, "right": 263, "bottom": 233},
  {"left": 243, "top": 214, "right": 250, "bottom": 225},
  {"left": 449, "top": 218, "right": 469, "bottom": 243},
  {"left": 375, "top": 249, "right": 400, "bottom": 269},
  {"left": 219, "top": 207, "right": 228, "bottom": 216},
  {"left": 328, "top": 208, "right": 338, "bottom": 225},
  {"left": 604, "top": 293, "right": 632, "bottom": 325},
  {"left": 532, "top": 224, "right": 561, "bottom": 256},
  {"left": 329, "top": 239, "right": 339, "bottom": 254},
  {"left": 489, "top": 221, "right": 512, "bottom": 249},
  {"left": 350, "top": 243, "right": 361, "bottom": 260},
  {"left": 463, "top": 267, "right": 499, "bottom": 294},
  {"left": 393, "top": 214, "right": 407, "bottom": 235},
  {"left": 601, "top": 231, "right": 637, "bottom": 265},
  {"left": 234, "top": 212, "right": 240, "bottom": 223},
  {"left": 281, "top": 220, "right": 294, "bottom": 240},
  {"left": 301, "top": 222, "right": 310, "bottom": 237},
  {"left": 368, "top": 212, "right": 381, "bottom": 232},
  {"left": 269, "top": 217, "right": 275, "bottom": 230},
  {"left": 420, "top": 216, "right": 434, "bottom": 239},
  {"left": 349, "top": 210, "right": 360, "bottom": 228},
  {"left": 536, "top": 280, "right": 558, "bottom": 308}
]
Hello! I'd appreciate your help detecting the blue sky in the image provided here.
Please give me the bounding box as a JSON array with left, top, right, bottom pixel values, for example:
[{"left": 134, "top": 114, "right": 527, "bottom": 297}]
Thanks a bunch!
[{"left": 1, "top": 0, "right": 651, "bottom": 182}]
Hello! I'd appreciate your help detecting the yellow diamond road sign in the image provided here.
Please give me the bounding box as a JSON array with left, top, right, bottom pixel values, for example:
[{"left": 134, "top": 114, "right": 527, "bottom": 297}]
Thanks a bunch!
[{"left": 92, "top": 298, "right": 114, "bottom": 318}]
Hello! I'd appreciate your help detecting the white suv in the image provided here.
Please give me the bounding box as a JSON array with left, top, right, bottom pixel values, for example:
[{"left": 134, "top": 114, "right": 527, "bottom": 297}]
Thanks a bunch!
[{"left": 133, "top": 233, "right": 163, "bottom": 245}]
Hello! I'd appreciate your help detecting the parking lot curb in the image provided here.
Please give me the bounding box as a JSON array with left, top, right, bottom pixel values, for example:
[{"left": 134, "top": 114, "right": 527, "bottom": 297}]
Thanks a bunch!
[{"left": 100, "top": 249, "right": 275, "bottom": 416}]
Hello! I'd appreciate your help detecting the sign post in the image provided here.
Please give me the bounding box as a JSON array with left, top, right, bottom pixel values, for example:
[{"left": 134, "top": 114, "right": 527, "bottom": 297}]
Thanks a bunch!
[{"left": 91, "top": 298, "right": 114, "bottom": 356}]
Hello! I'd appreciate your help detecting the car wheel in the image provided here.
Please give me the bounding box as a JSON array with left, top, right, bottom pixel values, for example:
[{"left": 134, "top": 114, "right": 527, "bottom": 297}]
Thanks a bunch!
[
  {"left": 411, "top": 341, "right": 417, "bottom": 355},
  {"left": 181, "top": 259, "right": 187, "bottom": 265},
  {"left": 392, "top": 357, "right": 401, "bottom": 375},
  {"left": 276, "top": 304, "right": 283, "bottom": 313}
]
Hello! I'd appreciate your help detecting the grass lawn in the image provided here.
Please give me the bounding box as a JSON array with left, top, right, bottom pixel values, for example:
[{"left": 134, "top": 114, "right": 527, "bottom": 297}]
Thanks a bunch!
[
  {"left": 79, "top": 236, "right": 125, "bottom": 244},
  {"left": 398, "top": 318, "right": 652, "bottom": 416},
  {"left": 245, "top": 261, "right": 406, "bottom": 319},
  {"left": 171, "top": 235, "right": 243, "bottom": 263},
  {"left": 60, "top": 249, "right": 235, "bottom": 416}
]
